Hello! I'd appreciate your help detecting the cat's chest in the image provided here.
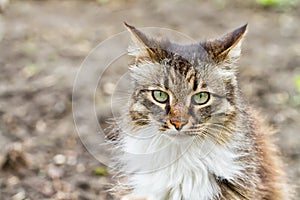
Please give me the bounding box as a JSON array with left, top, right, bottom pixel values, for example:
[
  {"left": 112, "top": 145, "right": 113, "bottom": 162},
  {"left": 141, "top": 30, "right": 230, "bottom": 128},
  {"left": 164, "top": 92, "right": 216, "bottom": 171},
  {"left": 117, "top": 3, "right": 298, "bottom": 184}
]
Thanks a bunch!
[{"left": 120, "top": 135, "right": 243, "bottom": 200}]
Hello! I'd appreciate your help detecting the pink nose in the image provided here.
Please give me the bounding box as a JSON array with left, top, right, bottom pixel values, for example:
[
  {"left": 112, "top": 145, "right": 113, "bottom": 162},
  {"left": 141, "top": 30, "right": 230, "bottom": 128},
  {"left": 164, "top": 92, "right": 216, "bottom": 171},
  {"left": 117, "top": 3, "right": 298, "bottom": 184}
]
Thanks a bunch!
[{"left": 170, "top": 120, "right": 188, "bottom": 131}]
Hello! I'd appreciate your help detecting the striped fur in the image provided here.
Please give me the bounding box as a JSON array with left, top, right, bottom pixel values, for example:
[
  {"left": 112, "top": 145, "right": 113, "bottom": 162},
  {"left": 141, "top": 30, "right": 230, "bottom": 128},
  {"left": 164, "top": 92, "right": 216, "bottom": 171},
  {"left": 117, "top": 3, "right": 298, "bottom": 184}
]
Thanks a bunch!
[{"left": 112, "top": 24, "right": 291, "bottom": 200}]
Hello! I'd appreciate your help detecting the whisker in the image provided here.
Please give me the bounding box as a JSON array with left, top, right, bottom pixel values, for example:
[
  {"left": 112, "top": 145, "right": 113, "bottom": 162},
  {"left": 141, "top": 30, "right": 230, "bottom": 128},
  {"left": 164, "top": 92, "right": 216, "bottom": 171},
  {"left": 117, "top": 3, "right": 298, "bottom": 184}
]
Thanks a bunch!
[
  {"left": 184, "top": 125, "right": 235, "bottom": 144},
  {"left": 193, "top": 135, "right": 204, "bottom": 144},
  {"left": 193, "top": 122, "right": 239, "bottom": 133},
  {"left": 203, "top": 127, "right": 229, "bottom": 138},
  {"left": 208, "top": 123, "right": 238, "bottom": 133}
]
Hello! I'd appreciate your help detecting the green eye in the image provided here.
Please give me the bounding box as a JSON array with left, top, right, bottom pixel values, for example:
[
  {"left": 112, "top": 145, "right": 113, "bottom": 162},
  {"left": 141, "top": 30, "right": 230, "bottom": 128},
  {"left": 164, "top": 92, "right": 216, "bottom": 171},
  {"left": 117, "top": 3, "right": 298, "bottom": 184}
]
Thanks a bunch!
[
  {"left": 192, "top": 92, "right": 210, "bottom": 105},
  {"left": 152, "top": 90, "right": 169, "bottom": 103}
]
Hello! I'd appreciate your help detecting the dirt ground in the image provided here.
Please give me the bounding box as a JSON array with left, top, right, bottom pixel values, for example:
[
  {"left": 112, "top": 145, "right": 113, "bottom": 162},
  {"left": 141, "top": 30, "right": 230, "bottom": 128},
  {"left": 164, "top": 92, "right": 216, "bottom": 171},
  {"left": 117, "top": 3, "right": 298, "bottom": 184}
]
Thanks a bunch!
[{"left": 0, "top": 0, "right": 299, "bottom": 199}]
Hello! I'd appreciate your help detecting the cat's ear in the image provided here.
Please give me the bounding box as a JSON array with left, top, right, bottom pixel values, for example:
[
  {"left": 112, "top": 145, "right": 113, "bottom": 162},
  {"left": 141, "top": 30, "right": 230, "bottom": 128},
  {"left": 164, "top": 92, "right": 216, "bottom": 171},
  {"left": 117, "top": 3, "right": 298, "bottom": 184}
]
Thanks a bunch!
[
  {"left": 124, "top": 22, "right": 158, "bottom": 61},
  {"left": 202, "top": 24, "right": 247, "bottom": 63}
]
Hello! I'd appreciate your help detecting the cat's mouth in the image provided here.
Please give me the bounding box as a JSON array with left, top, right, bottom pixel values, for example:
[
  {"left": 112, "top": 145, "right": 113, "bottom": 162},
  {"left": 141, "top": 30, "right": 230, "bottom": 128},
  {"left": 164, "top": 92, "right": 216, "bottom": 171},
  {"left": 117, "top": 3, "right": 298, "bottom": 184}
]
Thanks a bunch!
[
  {"left": 162, "top": 130, "right": 198, "bottom": 138},
  {"left": 161, "top": 131, "right": 197, "bottom": 144}
]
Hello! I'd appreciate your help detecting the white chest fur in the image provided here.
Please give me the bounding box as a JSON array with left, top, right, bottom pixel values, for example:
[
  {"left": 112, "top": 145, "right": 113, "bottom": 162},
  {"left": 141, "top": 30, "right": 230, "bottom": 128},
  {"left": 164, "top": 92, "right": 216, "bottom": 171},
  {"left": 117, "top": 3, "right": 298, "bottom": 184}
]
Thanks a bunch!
[{"left": 117, "top": 128, "right": 244, "bottom": 200}]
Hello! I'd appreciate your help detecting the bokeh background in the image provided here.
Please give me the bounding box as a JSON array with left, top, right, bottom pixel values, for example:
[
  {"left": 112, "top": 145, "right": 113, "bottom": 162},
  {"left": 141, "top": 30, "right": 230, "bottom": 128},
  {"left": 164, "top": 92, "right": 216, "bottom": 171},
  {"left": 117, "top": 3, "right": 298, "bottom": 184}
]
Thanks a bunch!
[{"left": 0, "top": 0, "right": 299, "bottom": 199}]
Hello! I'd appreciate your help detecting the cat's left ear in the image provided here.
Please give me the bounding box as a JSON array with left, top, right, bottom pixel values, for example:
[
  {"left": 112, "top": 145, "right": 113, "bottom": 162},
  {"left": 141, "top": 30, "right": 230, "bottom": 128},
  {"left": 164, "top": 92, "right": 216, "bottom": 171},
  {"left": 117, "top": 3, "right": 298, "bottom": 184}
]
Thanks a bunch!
[
  {"left": 124, "top": 22, "right": 158, "bottom": 61},
  {"left": 202, "top": 24, "right": 248, "bottom": 63}
]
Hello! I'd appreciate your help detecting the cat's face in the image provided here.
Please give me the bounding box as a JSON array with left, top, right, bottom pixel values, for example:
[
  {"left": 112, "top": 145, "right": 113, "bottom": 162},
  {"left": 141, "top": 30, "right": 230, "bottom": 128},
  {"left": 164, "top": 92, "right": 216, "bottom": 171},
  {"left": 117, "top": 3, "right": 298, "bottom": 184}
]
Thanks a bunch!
[{"left": 125, "top": 23, "right": 247, "bottom": 143}]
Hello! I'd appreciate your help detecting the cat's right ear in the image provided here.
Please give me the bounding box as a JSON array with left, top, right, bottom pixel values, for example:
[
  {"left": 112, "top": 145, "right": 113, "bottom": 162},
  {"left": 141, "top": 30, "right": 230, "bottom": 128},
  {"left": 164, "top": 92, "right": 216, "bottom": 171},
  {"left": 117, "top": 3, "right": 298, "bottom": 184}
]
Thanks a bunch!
[
  {"left": 202, "top": 24, "right": 248, "bottom": 64},
  {"left": 124, "top": 22, "right": 158, "bottom": 61}
]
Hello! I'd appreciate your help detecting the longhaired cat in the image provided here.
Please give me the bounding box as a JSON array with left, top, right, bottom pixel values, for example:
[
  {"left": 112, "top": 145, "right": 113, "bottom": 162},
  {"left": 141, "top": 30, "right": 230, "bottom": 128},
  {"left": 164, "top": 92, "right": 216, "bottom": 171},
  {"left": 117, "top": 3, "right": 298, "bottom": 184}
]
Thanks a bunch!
[{"left": 111, "top": 23, "right": 290, "bottom": 200}]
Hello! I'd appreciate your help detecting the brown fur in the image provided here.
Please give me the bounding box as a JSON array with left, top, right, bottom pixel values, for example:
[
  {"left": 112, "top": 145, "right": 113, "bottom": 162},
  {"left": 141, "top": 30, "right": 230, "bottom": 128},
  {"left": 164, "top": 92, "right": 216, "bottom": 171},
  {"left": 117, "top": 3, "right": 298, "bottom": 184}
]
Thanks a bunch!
[
  {"left": 215, "top": 109, "right": 291, "bottom": 200},
  {"left": 251, "top": 111, "right": 290, "bottom": 200},
  {"left": 116, "top": 23, "right": 291, "bottom": 200}
]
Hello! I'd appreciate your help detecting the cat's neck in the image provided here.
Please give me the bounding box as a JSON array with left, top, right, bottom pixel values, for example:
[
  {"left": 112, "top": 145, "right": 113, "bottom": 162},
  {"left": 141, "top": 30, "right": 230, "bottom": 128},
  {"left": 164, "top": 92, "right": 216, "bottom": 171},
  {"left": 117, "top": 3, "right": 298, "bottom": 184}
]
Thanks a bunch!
[{"left": 117, "top": 126, "right": 247, "bottom": 200}]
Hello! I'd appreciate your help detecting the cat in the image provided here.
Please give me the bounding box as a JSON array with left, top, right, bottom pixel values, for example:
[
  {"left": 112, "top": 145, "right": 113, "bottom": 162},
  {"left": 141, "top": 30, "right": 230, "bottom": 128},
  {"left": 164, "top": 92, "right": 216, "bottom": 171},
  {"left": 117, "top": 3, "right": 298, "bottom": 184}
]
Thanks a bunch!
[{"left": 111, "top": 23, "right": 291, "bottom": 200}]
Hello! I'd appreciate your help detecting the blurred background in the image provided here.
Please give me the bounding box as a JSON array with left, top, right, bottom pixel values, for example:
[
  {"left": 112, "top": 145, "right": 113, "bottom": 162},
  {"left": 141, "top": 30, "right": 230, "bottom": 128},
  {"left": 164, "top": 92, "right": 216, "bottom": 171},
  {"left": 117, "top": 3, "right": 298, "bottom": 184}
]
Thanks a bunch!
[{"left": 0, "top": 0, "right": 299, "bottom": 199}]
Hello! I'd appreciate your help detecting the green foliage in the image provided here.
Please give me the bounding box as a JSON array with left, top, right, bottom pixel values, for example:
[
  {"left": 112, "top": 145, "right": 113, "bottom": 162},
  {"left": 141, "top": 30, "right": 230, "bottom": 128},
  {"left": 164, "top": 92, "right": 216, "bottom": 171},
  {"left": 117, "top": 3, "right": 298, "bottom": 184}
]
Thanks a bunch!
[
  {"left": 256, "top": 0, "right": 299, "bottom": 8},
  {"left": 96, "top": 0, "right": 110, "bottom": 4},
  {"left": 292, "top": 75, "right": 300, "bottom": 106},
  {"left": 295, "top": 75, "right": 300, "bottom": 93},
  {"left": 256, "top": 0, "right": 281, "bottom": 6},
  {"left": 93, "top": 166, "right": 108, "bottom": 176}
]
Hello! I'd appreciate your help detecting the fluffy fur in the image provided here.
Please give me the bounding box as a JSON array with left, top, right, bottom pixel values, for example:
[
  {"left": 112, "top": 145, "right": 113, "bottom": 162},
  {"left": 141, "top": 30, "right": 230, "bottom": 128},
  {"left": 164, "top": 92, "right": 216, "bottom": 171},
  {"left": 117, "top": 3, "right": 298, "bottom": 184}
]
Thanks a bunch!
[{"left": 110, "top": 23, "right": 290, "bottom": 200}]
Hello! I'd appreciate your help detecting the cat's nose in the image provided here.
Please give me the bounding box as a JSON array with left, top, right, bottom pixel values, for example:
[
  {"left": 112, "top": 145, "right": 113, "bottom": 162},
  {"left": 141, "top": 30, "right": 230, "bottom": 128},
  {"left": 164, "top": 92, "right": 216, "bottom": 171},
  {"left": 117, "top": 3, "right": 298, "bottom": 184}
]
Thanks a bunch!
[{"left": 170, "top": 120, "right": 188, "bottom": 131}]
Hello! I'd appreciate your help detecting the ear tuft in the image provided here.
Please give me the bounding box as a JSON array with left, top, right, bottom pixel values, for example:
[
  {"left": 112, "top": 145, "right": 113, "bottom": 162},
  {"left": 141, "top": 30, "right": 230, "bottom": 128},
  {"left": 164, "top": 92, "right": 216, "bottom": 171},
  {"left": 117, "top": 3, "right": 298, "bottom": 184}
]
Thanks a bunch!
[
  {"left": 124, "top": 22, "right": 157, "bottom": 61},
  {"left": 202, "top": 24, "right": 248, "bottom": 63}
]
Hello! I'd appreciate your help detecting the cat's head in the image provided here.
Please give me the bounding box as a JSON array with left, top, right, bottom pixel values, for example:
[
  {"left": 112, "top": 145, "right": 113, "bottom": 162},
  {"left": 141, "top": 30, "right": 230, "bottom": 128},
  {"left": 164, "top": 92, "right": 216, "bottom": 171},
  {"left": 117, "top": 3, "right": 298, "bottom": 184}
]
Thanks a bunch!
[{"left": 125, "top": 23, "right": 247, "bottom": 143}]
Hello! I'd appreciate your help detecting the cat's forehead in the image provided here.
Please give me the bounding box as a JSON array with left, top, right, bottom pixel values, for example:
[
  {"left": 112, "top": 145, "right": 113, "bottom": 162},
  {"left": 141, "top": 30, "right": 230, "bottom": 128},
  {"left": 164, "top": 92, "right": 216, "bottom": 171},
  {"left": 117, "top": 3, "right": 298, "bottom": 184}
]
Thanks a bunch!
[
  {"left": 130, "top": 40, "right": 232, "bottom": 96},
  {"left": 160, "top": 43, "right": 216, "bottom": 79},
  {"left": 132, "top": 58, "right": 214, "bottom": 96},
  {"left": 158, "top": 41, "right": 212, "bottom": 65}
]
